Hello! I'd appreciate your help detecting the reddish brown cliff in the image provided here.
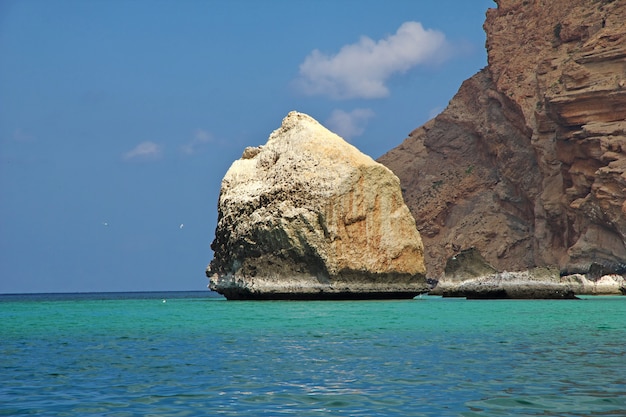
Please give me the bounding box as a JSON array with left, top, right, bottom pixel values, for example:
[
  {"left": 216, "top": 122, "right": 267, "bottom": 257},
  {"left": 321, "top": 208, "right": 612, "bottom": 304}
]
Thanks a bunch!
[{"left": 378, "top": 0, "right": 626, "bottom": 279}]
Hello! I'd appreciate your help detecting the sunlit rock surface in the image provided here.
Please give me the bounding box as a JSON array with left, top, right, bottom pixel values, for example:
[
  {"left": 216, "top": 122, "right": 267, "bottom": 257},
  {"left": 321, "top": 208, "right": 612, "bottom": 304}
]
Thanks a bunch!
[{"left": 207, "top": 111, "right": 428, "bottom": 300}]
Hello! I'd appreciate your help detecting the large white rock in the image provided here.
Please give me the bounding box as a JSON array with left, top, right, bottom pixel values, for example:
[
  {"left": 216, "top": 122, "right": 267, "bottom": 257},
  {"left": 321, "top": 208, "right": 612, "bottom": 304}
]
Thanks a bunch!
[{"left": 207, "top": 111, "right": 428, "bottom": 299}]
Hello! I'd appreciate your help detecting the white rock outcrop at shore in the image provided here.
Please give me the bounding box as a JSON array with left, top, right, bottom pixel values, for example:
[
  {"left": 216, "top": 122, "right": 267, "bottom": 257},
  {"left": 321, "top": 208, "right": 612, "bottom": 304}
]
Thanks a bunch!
[
  {"left": 207, "top": 111, "right": 429, "bottom": 300},
  {"left": 431, "top": 248, "right": 626, "bottom": 298}
]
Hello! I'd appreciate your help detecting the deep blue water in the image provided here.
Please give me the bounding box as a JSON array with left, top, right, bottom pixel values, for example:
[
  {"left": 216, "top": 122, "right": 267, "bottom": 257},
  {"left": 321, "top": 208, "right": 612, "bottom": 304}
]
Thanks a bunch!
[{"left": 1, "top": 292, "right": 625, "bottom": 416}]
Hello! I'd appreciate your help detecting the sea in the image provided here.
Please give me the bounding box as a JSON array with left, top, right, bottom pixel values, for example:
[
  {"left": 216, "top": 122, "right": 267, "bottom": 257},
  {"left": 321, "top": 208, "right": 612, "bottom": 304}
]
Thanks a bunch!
[{"left": 1, "top": 291, "right": 625, "bottom": 417}]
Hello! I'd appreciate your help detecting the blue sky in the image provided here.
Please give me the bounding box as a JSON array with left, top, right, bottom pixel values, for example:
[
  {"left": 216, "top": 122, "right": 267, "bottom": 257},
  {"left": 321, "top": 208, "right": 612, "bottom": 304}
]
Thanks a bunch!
[{"left": 0, "top": 0, "right": 494, "bottom": 293}]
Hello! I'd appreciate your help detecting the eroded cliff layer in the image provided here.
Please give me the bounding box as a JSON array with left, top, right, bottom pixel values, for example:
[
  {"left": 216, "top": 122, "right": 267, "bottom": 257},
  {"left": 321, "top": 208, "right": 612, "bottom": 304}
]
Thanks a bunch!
[
  {"left": 378, "top": 0, "right": 626, "bottom": 279},
  {"left": 208, "top": 111, "right": 429, "bottom": 300}
]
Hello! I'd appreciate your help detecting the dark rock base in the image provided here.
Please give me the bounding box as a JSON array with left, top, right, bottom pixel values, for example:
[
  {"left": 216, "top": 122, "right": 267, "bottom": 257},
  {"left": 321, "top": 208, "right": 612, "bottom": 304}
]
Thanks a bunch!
[
  {"left": 209, "top": 271, "right": 432, "bottom": 301},
  {"left": 218, "top": 288, "right": 426, "bottom": 301},
  {"left": 440, "top": 288, "right": 579, "bottom": 300}
]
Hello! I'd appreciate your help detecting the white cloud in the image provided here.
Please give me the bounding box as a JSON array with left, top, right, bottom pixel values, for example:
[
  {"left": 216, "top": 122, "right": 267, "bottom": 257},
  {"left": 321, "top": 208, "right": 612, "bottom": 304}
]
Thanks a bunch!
[
  {"left": 180, "top": 128, "right": 213, "bottom": 155},
  {"left": 326, "top": 108, "right": 375, "bottom": 140},
  {"left": 123, "top": 141, "right": 162, "bottom": 160},
  {"left": 295, "top": 21, "right": 448, "bottom": 100}
]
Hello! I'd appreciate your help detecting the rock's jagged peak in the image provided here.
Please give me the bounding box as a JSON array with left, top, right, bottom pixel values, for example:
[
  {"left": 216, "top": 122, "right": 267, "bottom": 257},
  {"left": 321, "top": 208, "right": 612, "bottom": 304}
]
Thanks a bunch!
[
  {"left": 266, "top": 111, "right": 323, "bottom": 145},
  {"left": 225, "top": 111, "right": 381, "bottom": 200},
  {"left": 266, "top": 111, "right": 375, "bottom": 166}
]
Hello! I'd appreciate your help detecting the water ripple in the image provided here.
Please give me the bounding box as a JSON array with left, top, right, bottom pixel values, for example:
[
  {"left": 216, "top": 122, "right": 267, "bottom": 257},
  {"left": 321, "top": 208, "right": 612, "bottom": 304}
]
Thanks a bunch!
[{"left": 1, "top": 296, "right": 625, "bottom": 416}]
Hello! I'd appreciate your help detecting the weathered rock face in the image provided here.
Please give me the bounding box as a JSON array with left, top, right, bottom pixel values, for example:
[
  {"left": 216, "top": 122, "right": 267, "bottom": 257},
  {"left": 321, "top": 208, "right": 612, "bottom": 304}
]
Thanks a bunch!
[
  {"left": 207, "top": 111, "right": 428, "bottom": 300},
  {"left": 378, "top": 0, "right": 626, "bottom": 283},
  {"left": 439, "top": 269, "right": 580, "bottom": 300}
]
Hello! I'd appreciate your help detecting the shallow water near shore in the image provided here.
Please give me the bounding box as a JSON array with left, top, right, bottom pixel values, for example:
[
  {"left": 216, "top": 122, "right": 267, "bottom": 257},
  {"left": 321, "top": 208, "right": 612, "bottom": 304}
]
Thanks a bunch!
[{"left": 2, "top": 292, "right": 625, "bottom": 416}]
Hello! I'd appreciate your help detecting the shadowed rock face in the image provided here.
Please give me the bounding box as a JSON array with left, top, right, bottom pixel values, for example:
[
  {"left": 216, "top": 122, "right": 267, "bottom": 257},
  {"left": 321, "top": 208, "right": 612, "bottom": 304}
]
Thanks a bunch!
[
  {"left": 207, "top": 111, "right": 429, "bottom": 300},
  {"left": 378, "top": 0, "right": 626, "bottom": 282}
]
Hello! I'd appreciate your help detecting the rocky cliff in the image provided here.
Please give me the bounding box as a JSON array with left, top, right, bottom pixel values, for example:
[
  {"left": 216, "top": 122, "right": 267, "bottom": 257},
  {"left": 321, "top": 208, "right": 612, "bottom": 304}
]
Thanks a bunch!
[
  {"left": 207, "top": 112, "right": 429, "bottom": 299},
  {"left": 378, "top": 0, "right": 626, "bottom": 281}
]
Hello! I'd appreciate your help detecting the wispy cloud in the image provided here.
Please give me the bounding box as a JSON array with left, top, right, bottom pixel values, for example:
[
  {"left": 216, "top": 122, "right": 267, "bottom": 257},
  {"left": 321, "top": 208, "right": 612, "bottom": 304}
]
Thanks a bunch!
[
  {"left": 13, "top": 128, "right": 34, "bottom": 142},
  {"left": 180, "top": 128, "right": 213, "bottom": 155},
  {"left": 326, "top": 108, "right": 375, "bottom": 140},
  {"left": 123, "top": 141, "right": 163, "bottom": 160},
  {"left": 295, "top": 21, "right": 448, "bottom": 100}
]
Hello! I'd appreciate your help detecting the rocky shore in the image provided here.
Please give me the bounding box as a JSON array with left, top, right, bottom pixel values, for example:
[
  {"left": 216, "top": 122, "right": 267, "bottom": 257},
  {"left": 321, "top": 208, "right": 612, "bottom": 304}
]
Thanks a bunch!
[
  {"left": 429, "top": 248, "right": 626, "bottom": 299},
  {"left": 431, "top": 273, "right": 626, "bottom": 299}
]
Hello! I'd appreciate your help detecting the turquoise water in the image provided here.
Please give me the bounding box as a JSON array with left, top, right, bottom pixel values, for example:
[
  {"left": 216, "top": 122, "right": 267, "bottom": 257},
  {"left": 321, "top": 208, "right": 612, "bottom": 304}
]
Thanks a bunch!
[{"left": 1, "top": 292, "right": 625, "bottom": 416}]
